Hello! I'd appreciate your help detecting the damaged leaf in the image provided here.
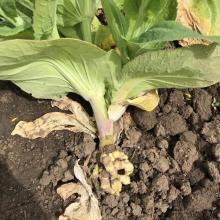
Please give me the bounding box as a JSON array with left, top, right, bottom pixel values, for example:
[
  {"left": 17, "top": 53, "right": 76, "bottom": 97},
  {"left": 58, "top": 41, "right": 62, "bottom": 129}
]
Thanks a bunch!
[
  {"left": 51, "top": 96, "right": 95, "bottom": 134},
  {"left": 108, "top": 90, "right": 159, "bottom": 122},
  {"left": 126, "top": 90, "right": 160, "bottom": 111},
  {"left": 57, "top": 161, "right": 102, "bottom": 220},
  {"left": 12, "top": 97, "right": 96, "bottom": 139},
  {"left": 176, "top": 0, "right": 220, "bottom": 46}
]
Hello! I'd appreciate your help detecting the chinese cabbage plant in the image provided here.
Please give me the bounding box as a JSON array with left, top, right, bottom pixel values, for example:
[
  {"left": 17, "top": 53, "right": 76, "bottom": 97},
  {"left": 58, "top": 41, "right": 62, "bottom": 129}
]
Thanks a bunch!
[{"left": 0, "top": 0, "right": 220, "bottom": 146}]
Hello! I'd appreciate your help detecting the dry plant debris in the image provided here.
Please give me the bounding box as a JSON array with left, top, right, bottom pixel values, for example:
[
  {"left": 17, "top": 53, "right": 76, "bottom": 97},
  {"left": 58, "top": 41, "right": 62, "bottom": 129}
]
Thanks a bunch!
[
  {"left": 11, "top": 97, "right": 96, "bottom": 139},
  {"left": 57, "top": 161, "right": 101, "bottom": 220},
  {"left": 176, "top": 0, "right": 215, "bottom": 46}
]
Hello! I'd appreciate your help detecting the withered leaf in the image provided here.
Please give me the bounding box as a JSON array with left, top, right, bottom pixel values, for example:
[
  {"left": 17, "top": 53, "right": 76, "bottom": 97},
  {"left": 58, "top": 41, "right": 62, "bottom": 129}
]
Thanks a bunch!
[
  {"left": 12, "top": 97, "right": 96, "bottom": 139},
  {"left": 57, "top": 161, "right": 102, "bottom": 220}
]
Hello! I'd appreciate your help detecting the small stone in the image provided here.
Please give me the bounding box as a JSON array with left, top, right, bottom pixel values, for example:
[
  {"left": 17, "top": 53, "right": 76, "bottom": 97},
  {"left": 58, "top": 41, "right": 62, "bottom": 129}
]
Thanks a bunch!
[
  {"left": 155, "top": 199, "right": 169, "bottom": 213},
  {"left": 160, "top": 203, "right": 169, "bottom": 213},
  {"left": 168, "top": 158, "right": 180, "bottom": 174},
  {"left": 191, "top": 112, "right": 200, "bottom": 125},
  {"left": 58, "top": 150, "right": 68, "bottom": 158},
  {"left": 57, "top": 159, "right": 68, "bottom": 170},
  {"left": 83, "top": 134, "right": 96, "bottom": 156},
  {"left": 111, "top": 208, "right": 118, "bottom": 216},
  {"left": 123, "top": 127, "right": 142, "bottom": 145}
]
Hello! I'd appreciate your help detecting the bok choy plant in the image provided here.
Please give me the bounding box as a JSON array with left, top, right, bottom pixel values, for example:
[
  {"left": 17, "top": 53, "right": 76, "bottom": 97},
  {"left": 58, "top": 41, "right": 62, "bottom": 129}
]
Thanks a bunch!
[{"left": 0, "top": 0, "right": 220, "bottom": 148}]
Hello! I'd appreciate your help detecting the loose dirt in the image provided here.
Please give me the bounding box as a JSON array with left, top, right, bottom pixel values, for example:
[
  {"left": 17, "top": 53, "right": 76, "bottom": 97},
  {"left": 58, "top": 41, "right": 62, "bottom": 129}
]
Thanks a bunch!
[{"left": 0, "top": 82, "right": 220, "bottom": 220}]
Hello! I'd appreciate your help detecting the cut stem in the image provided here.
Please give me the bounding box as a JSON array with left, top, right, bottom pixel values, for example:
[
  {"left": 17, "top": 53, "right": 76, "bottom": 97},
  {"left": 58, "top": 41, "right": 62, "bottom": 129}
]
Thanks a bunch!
[{"left": 90, "top": 96, "right": 114, "bottom": 147}]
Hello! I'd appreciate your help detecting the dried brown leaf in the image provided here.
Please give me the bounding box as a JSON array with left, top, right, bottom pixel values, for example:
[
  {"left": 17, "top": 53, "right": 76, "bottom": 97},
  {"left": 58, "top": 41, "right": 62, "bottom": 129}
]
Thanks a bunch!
[
  {"left": 57, "top": 161, "right": 102, "bottom": 220},
  {"left": 51, "top": 97, "right": 95, "bottom": 132},
  {"left": 12, "top": 97, "right": 96, "bottom": 139}
]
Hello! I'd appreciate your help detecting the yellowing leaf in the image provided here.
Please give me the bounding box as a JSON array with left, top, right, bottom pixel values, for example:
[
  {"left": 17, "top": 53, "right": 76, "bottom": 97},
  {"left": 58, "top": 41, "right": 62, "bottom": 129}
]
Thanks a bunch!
[
  {"left": 12, "top": 97, "right": 96, "bottom": 139},
  {"left": 108, "top": 91, "right": 159, "bottom": 122},
  {"left": 176, "top": 0, "right": 220, "bottom": 46},
  {"left": 57, "top": 161, "right": 102, "bottom": 220},
  {"left": 127, "top": 90, "right": 159, "bottom": 111}
]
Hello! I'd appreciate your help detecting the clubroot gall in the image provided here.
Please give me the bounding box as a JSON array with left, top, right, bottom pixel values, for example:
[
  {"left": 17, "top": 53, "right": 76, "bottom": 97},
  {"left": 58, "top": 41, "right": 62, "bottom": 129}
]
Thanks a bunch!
[
  {"left": 100, "top": 150, "right": 134, "bottom": 195},
  {"left": 1, "top": 0, "right": 220, "bottom": 195}
]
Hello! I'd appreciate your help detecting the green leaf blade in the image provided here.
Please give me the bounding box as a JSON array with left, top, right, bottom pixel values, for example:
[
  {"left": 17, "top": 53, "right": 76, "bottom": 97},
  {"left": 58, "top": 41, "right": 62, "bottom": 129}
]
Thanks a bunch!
[
  {"left": 138, "top": 21, "right": 220, "bottom": 45},
  {"left": 0, "top": 39, "right": 120, "bottom": 100},
  {"left": 33, "top": 0, "right": 59, "bottom": 40},
  {"left": 101, "top": 0, "right": 129, "bottom": 63},
  {"left": 124, "top": 0, "right": 177, "bottom": 39},
  {"left": 0, "top": 0, "right": 33, "bottom": 37},
  {"left": 113, "top": 44, "right": 220, "bottom": 102}
]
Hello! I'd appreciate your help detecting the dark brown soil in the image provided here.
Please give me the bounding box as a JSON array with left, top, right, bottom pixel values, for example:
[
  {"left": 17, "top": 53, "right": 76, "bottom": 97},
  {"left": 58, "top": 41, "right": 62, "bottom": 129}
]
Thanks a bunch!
[{"left": 0, "top": 81, "right": 220, "bottom": 220}]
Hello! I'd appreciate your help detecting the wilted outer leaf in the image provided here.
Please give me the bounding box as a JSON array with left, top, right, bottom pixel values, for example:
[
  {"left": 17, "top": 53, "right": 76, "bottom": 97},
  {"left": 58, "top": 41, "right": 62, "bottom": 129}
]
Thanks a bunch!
[
  {"left": 112, "top": 44, "right": 220, "bottom": 103},
  {"left": 12, "top": 97, "right": 96, "bottom": 138},
  {"left": 51, "top": 96, "right": 94, "bottom": 131},
  {"left": 108, "top": 90, "right": 159, "bottom": 121},
  {"left": 126, "top": 90, "right": 159, "bottom": 111},
  {"left": 33, "top": 0, "right": 59, "bottom": 40},
  {"left": 57, "top": 161, "right": 102, "bottom": 220},
  {"left": 176, "top": 0, "right": 220, "bottom": 37}
]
